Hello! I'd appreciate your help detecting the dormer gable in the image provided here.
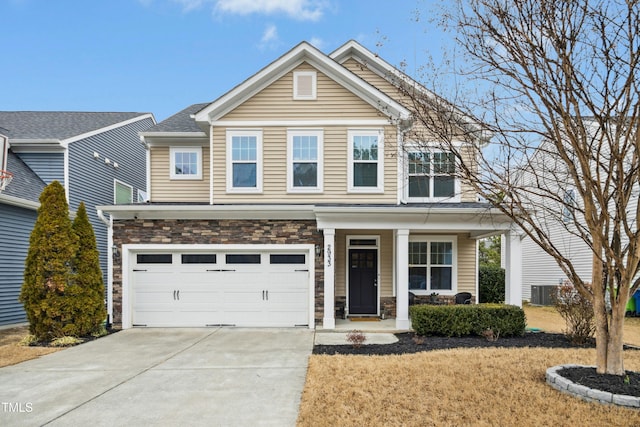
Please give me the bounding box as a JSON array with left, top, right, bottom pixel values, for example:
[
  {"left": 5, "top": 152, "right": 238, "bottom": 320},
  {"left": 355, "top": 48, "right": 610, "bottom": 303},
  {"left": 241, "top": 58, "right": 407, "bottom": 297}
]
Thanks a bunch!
[{"left": 194, "top": 41, "right": 410, "bottom": 126}]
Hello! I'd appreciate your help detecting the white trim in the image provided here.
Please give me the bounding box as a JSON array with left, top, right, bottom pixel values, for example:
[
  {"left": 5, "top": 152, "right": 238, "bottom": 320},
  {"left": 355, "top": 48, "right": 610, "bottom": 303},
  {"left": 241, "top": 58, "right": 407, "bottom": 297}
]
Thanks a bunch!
[
  {"left": 212, "top": 119, "right": 391, "bottom": 127},
  {"left": 145, "top": 148, "right": 151, "bottom": 198},
  {"left": 395, "top": 229, "right": 410, "bottom": 329},
  {"left": 345, "top": 235, "right": 381, "bottom": 316},
  {"left": 226, "top": 129, "right": 263, "bottom": 193},
  {"left": 169, "top": 146, "right": 203, "bottom": 180},
  {"left": 209, "top": 125, "right": 214, "bottom": 205},
  {"left": 347, "top": 129, "right": 385, "bottom": 193},
  {"left": 407, "top": 235, "right": 458, "bottom": 296},
  {"left": 121, "top": 243, "right": 315, "bottom": 329},
  {"left": 114, "top": 179, "right": 134, "bottom": 204},
  {"left": 293, "top": 70, "right": 317, "bottom": 100},
  {"left": 62, "top": 114, "right": 156, "bottom": 147},
  {"left": 403, "top": 146, "right": 461, "bottom": 203},
  {"left": 0, "top": 193, "right": 40, "bottom": 210},
  {"left": 63, "top": 150, "right": 69, "bottom": 200},
  {"left": 287, "top": 129, "right": 324, "bottom": 193},
  {"left": 193, "top": 42, "right": 410, "bottom": 123}
]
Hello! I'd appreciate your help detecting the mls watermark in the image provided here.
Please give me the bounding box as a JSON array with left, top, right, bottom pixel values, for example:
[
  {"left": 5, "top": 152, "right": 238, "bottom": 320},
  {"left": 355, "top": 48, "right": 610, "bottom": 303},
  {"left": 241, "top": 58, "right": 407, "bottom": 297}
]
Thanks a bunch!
[{"left": 2, "top": 402, "right": 33, "bottom": 413}]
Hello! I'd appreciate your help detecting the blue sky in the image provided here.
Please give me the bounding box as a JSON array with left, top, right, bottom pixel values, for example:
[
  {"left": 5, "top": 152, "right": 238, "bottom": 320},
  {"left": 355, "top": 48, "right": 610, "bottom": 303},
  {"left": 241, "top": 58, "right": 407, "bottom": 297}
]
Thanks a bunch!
[{"left": 1, "top": 0, "right": 448, "bottom": 122}]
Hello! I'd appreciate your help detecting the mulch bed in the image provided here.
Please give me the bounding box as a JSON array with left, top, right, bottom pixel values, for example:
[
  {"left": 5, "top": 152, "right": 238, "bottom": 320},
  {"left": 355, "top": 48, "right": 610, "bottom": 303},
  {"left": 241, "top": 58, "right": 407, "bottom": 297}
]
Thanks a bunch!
[{"left": 314, "top": 332, "right": 640, "bottom": 398}]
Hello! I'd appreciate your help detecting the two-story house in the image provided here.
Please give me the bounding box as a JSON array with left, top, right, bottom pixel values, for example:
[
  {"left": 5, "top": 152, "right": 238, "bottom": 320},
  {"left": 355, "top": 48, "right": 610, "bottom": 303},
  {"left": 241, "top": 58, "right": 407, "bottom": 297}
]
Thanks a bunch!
[
  {"left": 98, "top": 41, "right": 522, "bottom": 330},
  {"left": 0, "top": 112, "right": 155, "bottom": 326}
]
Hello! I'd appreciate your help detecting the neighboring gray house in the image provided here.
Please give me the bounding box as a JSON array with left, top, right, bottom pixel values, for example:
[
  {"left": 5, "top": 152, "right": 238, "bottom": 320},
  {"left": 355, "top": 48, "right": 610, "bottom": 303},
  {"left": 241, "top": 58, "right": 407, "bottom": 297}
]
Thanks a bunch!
[{"left": 0, "top": 112, "right": 155, "bottom": 326}]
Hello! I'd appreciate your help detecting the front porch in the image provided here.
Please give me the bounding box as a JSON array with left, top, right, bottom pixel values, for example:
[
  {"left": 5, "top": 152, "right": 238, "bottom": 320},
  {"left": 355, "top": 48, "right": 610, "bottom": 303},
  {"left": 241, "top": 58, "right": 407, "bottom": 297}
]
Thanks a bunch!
[{"left": 315, "top": 204, "right": 523, "bottom": 330}]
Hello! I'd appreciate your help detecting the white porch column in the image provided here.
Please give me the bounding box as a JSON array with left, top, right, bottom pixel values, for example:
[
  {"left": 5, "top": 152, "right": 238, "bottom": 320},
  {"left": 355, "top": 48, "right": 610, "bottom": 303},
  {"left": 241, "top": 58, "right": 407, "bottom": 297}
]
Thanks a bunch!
[
  {"left": 395, "top": 229, "right": 410, "bottom": 329},
  {"left": 322, "top": 228, "right": 336, "bottom": 329},
  {"left": 504, "top": 230, "right": 523, "bottom": 307}
]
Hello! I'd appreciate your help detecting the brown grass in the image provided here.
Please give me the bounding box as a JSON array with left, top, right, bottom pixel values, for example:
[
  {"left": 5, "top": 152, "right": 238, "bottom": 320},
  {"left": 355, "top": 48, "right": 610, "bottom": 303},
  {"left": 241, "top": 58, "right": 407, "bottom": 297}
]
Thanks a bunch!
[
  {"left": 299, "top": 306, "right": 640, "bottom": 426},
  {"left": 0, "top": 326, "right": 61, "bottom": 368},
  {"left": 297, "top": 348, "right": 640, "bottom": 426},
  {"left": 524, "top": 304, "right": 640, "bottom": 347}
]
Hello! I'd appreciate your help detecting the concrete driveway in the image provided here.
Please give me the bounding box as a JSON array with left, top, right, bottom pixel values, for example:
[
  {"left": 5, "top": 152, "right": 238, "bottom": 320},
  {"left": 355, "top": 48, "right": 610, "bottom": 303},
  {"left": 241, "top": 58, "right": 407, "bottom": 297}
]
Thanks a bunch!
[{"left": 0, "top": 327, "right": 314, "bottom": 426}]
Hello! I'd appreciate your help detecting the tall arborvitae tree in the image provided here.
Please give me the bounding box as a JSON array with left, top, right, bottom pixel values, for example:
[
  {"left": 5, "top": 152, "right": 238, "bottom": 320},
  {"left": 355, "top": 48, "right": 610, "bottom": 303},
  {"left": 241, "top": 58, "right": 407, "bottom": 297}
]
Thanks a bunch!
[
  {"left": 20, "top": 181, "right": 78, "bottom": 340},
  {"left": 68, "top": 202, "right": 106, "bottom": 336}
]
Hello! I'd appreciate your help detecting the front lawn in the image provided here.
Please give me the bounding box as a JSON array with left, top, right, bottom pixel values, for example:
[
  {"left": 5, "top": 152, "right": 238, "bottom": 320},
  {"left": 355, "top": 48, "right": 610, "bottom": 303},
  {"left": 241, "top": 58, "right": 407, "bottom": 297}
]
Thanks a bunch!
[
  {"left": 297, "top": 347, "right": 640, "bottom": 426},
  {"left": 298, "top": 305, "right": 640, "bottom": 426}
]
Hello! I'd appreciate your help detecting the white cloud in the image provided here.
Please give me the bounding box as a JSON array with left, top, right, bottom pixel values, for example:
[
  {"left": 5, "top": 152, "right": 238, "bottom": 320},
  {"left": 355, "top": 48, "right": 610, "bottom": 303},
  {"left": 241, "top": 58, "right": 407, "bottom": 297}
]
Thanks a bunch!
[
  {"left": 309, "top": 37, "right": 325, "bottom": 50},
  {"left": 259, "top": 24, "right": 279, "bottom": 49},
  {"left": 214, "top": 0, "right": 325, "bottom": 21}
]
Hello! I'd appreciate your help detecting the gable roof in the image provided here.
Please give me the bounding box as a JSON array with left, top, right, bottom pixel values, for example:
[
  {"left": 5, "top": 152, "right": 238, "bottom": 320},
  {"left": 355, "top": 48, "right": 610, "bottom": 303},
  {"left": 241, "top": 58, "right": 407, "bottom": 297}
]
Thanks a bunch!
[
  {"left": 142, "top": 103, "right": 209, "bottom": 136},
  {"left": 331, "top": 40, "right": 489, "bottom": 143},
  {"left": 0, "top": 111, "right": 155, "bottom": 146},
  {"left": 1, "top": 149, "right": 46, "bottom": 205},
  {"left": 194, "top": 41, "right": 411, "bottom": 125}
]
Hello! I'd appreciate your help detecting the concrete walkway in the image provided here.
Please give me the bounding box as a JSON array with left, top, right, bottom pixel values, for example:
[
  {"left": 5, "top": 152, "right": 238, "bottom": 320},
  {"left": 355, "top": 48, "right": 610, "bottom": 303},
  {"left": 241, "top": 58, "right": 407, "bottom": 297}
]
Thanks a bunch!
[{"left": 0, "top": 328, "right": 313, "bottom": 427}]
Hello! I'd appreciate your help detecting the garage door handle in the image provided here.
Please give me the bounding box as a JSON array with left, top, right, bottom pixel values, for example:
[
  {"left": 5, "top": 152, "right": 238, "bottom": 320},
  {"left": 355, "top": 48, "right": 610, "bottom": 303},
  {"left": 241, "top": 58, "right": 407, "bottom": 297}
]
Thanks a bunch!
[
  {"left": 133, "top": 269, "right": 147, "bottom": 272},
  {"left": 173, "top": 290, "right": 176, "bottom": 300},
  {"left": 295, "top": 269, "right": 309, "bottom": 272},
  {"left": 262, "top": 290, "right": 265, "bottom": 300},
  {"left": 266, "top": 290, "right": 269, "bottom": 300},
  {"left": 177, "top": 290, "right": 180, "bottom": 300}
]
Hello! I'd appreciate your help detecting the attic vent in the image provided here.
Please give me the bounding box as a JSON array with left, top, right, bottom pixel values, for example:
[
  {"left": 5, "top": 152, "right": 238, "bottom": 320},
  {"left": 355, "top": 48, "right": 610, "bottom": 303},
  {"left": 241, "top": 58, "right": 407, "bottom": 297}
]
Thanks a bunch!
[{"left": 293, "top": 71, "right": 317, "bottom": 100}]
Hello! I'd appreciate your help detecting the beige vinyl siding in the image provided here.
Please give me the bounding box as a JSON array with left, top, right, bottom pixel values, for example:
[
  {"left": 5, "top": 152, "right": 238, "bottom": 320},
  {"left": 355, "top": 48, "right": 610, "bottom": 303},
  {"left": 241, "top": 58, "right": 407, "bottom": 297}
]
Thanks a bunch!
[
  {"left": 222, "top": 63, "right": 384, "bottom": 120},
  {"left": 335, "top": 230, "right": 394, "bottom": 298},
  {"left": 149, "top": 146, "right": 210, "bottom": 202},
  {"left": 212, "top": 125, "right": 398, "bottom": 203},
  {"left": 456, "top": 234, "right": 477, "bottom": 295},
  {"left": 344, "top": 58, "right": 478, "bottom": 203},
  {"left": 334, "top": 232, "right": 476, "bottom": 299}
]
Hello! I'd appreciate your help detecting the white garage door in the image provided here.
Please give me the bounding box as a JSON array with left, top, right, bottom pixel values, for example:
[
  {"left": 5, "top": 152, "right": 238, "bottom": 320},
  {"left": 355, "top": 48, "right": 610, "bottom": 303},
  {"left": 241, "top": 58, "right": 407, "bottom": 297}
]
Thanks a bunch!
[{"left": 130, "top": 249, "right": 310, "bottom": 327}]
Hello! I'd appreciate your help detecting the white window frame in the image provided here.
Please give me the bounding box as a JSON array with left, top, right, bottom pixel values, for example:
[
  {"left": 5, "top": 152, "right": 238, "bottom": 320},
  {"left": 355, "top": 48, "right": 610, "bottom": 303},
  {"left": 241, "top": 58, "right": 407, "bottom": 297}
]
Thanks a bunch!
[
  {"left": 347, "top": 129, "right": 384, "bottom": 193},
  {"left": 293, "top": 71, "right": 317, "bottom": 100},
  {"left": 408, "top": 235, "right": 457, "bottom": 295},
  {"left": 226, "top": 130, "right": 263, "bottom": 193},
  {"left": 169, "top": 146, "right": 202, "bottom": 180},
  {"left": 287, "top": 129, "right": 323, "bottom": 193},
  {"left": 114, "top": 179, "right": 133, "bottom": 205},
  {"left": 404, "top": 145, "right": 460, "bottom": 202}
]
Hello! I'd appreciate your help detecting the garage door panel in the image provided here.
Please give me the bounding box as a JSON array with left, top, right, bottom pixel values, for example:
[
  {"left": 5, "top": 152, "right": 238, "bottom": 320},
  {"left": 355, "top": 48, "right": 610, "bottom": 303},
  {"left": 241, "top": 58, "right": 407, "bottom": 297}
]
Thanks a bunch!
[{"left": 131, "top": 249, "right": 310, "bottom": 327}]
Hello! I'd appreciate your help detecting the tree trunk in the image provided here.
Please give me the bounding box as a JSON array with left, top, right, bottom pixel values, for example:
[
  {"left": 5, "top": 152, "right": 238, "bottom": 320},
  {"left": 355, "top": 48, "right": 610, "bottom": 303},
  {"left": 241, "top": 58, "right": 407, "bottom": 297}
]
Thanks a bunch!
[
  {"left": 606, "top": 299, "right": 626, "bottom": 375},
  {"left": 592, "top": 253, "right": 610, "bottom": 374}
]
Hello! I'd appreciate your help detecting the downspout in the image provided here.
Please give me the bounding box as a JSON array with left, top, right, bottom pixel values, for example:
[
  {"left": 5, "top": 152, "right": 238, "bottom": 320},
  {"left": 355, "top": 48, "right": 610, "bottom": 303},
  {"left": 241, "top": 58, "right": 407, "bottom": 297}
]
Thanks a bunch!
[
  {"left": 209, "top": 124, "right": 214, "bottom": 205},
  {"left": 97, "top": 209, "right": 113, "bottom": 326}
]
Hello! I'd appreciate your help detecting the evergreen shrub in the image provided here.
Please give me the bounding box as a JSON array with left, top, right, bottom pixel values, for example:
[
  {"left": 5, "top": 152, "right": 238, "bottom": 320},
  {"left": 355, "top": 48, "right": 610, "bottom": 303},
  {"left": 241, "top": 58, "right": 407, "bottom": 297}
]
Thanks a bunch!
[{"left": 410, "top": 304, "right": 526, "bottom": 337}]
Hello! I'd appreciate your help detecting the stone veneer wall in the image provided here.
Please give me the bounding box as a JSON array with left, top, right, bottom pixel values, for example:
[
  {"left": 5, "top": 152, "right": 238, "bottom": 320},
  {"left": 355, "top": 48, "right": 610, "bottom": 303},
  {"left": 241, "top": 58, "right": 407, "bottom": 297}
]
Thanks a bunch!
[{"left": 111, "top": 219, "right": 324, "bottom": 327}]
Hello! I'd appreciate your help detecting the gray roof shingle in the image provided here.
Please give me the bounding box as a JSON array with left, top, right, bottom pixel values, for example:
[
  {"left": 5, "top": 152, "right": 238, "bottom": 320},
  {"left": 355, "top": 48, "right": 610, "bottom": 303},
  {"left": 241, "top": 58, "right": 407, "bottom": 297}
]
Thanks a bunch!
[
  {"left": 145, "top": 103, "right": 209, "bottom": 133},
  {"left": 0, "top": 111, "right": 151, "bottom": 141},
  {"left": 2, "top": 149, "right": 46, "bottom": 203}
]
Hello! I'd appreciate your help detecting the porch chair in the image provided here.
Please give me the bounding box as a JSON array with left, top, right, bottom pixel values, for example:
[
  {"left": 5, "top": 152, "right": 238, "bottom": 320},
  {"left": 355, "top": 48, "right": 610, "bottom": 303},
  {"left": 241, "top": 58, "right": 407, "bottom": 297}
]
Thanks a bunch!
[{"left": 454, "top": 292, "right": 472, "bottom": 304}]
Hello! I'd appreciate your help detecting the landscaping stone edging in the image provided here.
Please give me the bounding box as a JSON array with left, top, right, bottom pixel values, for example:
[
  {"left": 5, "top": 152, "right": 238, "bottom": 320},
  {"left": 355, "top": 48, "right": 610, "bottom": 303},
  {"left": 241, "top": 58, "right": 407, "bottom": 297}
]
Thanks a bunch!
[{"left": 546, "top": 364, "right": 640, "bottom": 409}]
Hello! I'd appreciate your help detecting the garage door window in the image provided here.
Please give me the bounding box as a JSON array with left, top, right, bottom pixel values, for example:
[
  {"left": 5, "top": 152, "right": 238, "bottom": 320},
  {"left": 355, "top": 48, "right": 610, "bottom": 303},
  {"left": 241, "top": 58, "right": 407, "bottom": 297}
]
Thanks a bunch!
[
  {"left": 270, "top": 254, "right": 306, "bottom": 264},
  {"left": 226, "top": 254, "right": 261, "bottom": 264},
  {"left": 137, "top": 254, "right": 172, "bottom": 264},
  {"left": 181, "top": 254, "right": 217, "bottom": 264}
]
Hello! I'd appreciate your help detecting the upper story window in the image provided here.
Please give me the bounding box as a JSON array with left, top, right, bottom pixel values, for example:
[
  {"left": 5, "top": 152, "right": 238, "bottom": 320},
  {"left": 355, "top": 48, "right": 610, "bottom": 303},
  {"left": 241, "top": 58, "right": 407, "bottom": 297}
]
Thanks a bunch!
[
  {"left": 293, "top": 71, "right": 317, "bottom": 100},
  {"left": 408, "top": 236, "right": 457, "bottom": 294},
  {"left": 114, "top": 179, "right": 133, "bottom": 204},
  {"left": 170, "top": 146, "right": 202, "bottom": 180},
  {"left": 348, "top": 129, "right": 384, "bottom": 193},
  {"left": 226, "top": 130, "right": 262, "bottom": 193},
  {"left": 287, "top": 129, "right": 323, "bottom": 193},
  {"left": 406, "top": 149, "right": 458, "bottom": 202}
]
